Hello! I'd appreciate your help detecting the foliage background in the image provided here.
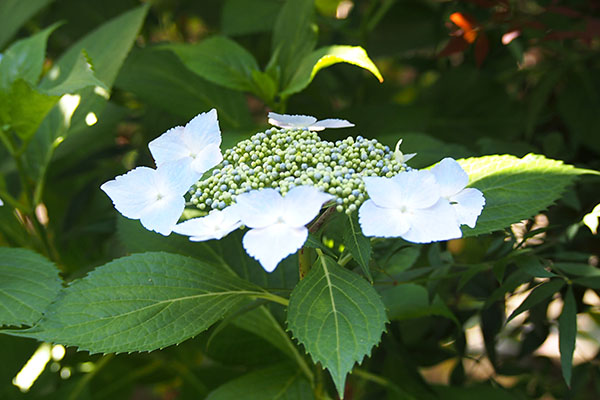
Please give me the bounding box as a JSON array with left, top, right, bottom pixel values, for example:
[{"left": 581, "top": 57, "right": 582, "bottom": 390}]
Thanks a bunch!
[{"left": 1, "top": 0, "right": 599, "bottom": 399}]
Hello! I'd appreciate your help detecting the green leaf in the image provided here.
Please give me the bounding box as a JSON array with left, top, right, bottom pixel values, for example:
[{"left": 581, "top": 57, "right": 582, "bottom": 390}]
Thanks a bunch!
[
  {"left": 0, "top": 247, "right": 62, "bottom": 327},
  {"left": 9, "top": 252, "right": 265, "bottom": 354},
  {"left": 558, "top": 286, "right": 576, "bottom": 386},
  {"left": 270, "top": 0, "right": 317, "bottom": 87},
  {"left": 206, "top": 363, "right": 314, "bottom": 400},
  {"left": 506, "top": 279, "right": 565, "bottom": 323},
  {"left": 0, "top": 23, "right": 59, "bottom": 89},
  {"left": 515, "top": 255, "right": 557, "bottom": 278},
  {"left": 282, "top": 45, "right": 383, "bottom": 97},
  {"left": 40, "top": 51, "right": 107, "bottom": 95},
  {"left": 164, "top": 36, "right": 260, "bottom": 92},
  {"left": 115, "top": 47, "right": 252, "bottom": 128},
  {"left": 221, "top": 0, "right": 281, "bottom": 36},
  {"left": 458, "top": 154, "right": 598, "bottom": 237},
  {"left": 25, "top": 4, "right": 148, "bottom": 180},
  {"left": 381, "top": 283, "right": 458, "bottom": 324},
  {"left": 117, "top": 216, "right": 229, "bottom": 269},
  {"left": 0, "top": 79, "right": 59, "bottom": 141},
  {"left": 0, "top": 0, "right": 54, "bottom": 49},
  {"left": 287, "top": 255, "right": 387, "bottom": 396},
  {"left": 231, "top": 306, "right": 313, "bottom": 381},
  {"left": 552, "top": 262, "right": 600, "bottom": 277},
  {"left": 343, "top": 213, "right": 372, "bottom": 281}
]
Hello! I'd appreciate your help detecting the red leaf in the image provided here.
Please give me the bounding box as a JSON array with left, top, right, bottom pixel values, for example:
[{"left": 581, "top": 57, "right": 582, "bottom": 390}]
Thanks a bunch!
[
  {"left": 438, "top": 36, "right": 470, "bottom": 57},
  {"left": 450, "top": 12, "right": 479, "bottom": 43}
]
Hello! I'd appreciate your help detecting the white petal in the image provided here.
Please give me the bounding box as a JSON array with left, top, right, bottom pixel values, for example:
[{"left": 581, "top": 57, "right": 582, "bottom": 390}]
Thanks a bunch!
[
  {"left": 0, "top": 198, "right": 3, "bottom": 206},
  {"left": 363, "top": 176, "right": 407, "bottom": 209},
  {"left": 100, "top": 163, "right": 193, "bottom": 236},
  {"left": 309, "top": 118, "right": 354, "bottom": 131},
  {"left": 364, "top": 170, "right": 439, "bottom": 210},
  {"left": 358, "top": 200, "right": 410, "bottom": 237},
  {"left": 400, "top": 199, "right": 462, "bottom": 243},
  {"left": 155, "top": 159, "right": 199, "bottom": 196},
  {"left": 389, "top": 170, "right": 440, "bottom": 209},
  {"left": 149, "top": 109, "right": 223, "bottom": 175},
  {"left": 450, "top": 188, "right": 485, "bottom": 228},
  {"left": 100, "top": 167, "right": 158, "bottom": 219},
  {"left": 184, "top": 109, "right": 221, "bottom": 148},
  {"left": 267, "top": 112, "right": 317, "bottom": 129},
  {"left": 242, "top": 224, "right": 308, "bottom": 272},
  {"left": 234, "top": 189, "right": 284, "bottom": 228},
  {"left": 402, "top": 153, "right": 417, "bottom": 163},
  {"left": 282, "top": 186, "right": 333, "bottom": 227},
  {"left": 174, "top": 207, "right": 241, "bottom": 241},
  {"left": 189, "top": 143, "right": 223, "bottom": 175},
  {"left": 430, "top": 158, "right": 469, "bottom": 198},
  {"left": 148, "top": 126, "right": 186, "bottom": 167},
  {"left": 138, "top": 194, "right": 185, "bottom": 236}
]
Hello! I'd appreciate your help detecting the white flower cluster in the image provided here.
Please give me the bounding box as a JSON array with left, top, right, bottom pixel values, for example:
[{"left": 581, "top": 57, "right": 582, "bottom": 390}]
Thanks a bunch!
[{"left": 101, "top": 111, "right": 485, "bottom": 272}]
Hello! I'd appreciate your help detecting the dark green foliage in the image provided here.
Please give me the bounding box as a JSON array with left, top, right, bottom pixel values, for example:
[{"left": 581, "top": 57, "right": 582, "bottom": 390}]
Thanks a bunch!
[{"left": 0, "top": 0, "right": 599, "bottom": 399}]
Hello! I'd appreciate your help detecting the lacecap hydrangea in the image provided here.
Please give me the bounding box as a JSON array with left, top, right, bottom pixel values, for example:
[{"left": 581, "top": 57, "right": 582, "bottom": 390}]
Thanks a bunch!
[{"left": 101, "top": 110, "right": 485, "bottom": 272}]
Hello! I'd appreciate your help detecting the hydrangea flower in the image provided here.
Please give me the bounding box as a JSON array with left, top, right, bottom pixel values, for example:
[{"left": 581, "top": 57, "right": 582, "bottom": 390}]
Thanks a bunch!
[
  {"left": 101, "top": 159, "right": 197, "bottom": 236},
  {"left": 173, "top": 207, "right": 241, "bottom": 241},
  {"left": 148, "top": 109, "right": 223, "bottom": 177},
  {"left": 358, "top": 170, "right": 463, "bottom": 243},
  {"left": 394, "top": 139, "right": 416, "bottom": 164},
  {"left": 430, "top": 157, "right": 485, "bottom": 228},
  {"left": 234, "top": 186, "right": 333, "bottom": 272},
  {"left": 267, "top": 112, "right": 354, "bottom": 131}
]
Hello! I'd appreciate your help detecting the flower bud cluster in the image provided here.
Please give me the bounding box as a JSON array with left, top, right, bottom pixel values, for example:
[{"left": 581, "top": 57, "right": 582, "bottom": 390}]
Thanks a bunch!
[{"left": 190, "top": 127, "right": 408, "bottom": 215}]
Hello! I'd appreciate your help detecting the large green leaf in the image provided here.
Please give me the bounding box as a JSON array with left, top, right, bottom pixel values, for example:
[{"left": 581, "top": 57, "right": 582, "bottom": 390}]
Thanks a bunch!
[
  {"left": 206, "top": 363, "right": 314, "bottom": 400},
  {"left": 164, "top": 36, "right": 260, "bottom": 92},
  {"left": 0, "top": 79, "right": 59, "bottom": 141},
  {"left": 25, "top": 4, "right": 148, "bottom": 180},
  {"left": 0, "top": 0, "right": 54, "bottom": 49},
  {"left": 117, "top": 216, "right": 228, "bottom": 269},
  {"left": 0, "top": 23, "right": 58, "bottom": 89},
  {"left": 0, "top": 247, "right": 62, "bottom": 327},
  {"left": 458, "top": 154, "right": 598, "bottom": 237},
  {"left": 115, "top": 47, "right": 251, "bottom": 128},
  {"left": 287, "top": 255, "right": 387, "bottom": 396},
  {"left": 342, "top": 213, "right": 372, "bottom": 281},
  {"left": 559, "top": 285, "right": 576, "bottom": 386},
  {"left": 8, "top": 252, "right": 266, "bottom": 354},
  {"left": 40, "top": 51, "right": 107, "bottom": 95},
  {"left": 282, "top": 45, "right": 383, "bottom": 97},
  {"left": 270, "top": 0, "right": 317, "bottom": 87}
]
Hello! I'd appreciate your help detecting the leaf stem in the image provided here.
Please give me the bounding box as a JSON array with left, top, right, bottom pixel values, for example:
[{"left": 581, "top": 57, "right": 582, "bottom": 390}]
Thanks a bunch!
[{"left": 255, "top": 291, "right": 289, "bottom": 307}]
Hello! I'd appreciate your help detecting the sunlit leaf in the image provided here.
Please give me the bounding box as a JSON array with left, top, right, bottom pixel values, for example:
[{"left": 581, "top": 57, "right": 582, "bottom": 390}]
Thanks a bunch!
[
  {"left": 458, "top": 154, "right": 598, "bottom": 237},
  {"left": 282, "top": 45, "right": 383, "bottom": 97},
  {"left": 0, "top": 23, "right": 59, "bottom": 89}
]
